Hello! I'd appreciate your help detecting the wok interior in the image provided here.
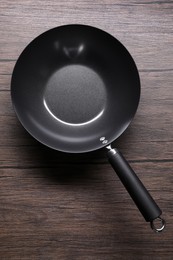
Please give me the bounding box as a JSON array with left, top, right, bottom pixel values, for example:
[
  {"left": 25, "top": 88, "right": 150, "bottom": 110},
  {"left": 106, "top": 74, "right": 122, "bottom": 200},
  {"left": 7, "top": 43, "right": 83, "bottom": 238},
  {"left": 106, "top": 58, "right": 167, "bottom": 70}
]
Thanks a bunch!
[{"left": 11, "top": 25, "right": 140, "bottom": 152}]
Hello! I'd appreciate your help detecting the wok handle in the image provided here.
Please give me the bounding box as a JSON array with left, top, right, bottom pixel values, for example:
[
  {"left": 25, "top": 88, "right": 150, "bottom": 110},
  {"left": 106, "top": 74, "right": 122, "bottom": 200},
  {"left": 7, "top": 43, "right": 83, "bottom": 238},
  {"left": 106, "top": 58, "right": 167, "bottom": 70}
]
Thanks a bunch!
[{"left": 107, "top": 148, "right": 165, "bottom": 232}]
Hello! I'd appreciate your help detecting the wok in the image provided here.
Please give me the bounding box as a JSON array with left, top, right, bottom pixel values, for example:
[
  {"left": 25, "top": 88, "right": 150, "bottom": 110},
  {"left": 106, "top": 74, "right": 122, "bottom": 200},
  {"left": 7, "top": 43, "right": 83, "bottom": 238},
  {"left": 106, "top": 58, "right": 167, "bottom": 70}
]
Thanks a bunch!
[{"left": 11, "top": 24, "right": 165, "bottom": 232}]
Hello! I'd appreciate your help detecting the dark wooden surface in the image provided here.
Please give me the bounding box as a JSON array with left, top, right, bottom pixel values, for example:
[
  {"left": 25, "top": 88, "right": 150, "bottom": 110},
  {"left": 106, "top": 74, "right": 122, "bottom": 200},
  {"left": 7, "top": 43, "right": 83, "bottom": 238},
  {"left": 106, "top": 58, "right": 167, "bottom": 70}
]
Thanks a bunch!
[{"left": 0, "top": 0, "right": 173, "bottom": 259}]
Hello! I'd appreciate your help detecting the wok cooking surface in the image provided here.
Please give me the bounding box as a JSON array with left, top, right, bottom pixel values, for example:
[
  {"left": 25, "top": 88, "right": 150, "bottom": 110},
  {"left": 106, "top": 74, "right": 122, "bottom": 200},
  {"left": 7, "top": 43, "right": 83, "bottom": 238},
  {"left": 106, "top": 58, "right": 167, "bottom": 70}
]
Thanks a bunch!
[
  {"left": 11, "top": 24, "right": 140, "bottom": 152},
  {"left": 44, "top": 64, "right": 106, "bottom": 126}
]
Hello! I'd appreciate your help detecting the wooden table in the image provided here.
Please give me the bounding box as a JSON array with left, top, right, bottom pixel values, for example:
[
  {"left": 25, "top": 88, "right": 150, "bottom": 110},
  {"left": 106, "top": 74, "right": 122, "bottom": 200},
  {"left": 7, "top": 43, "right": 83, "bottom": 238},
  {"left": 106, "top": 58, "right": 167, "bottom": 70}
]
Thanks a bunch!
[{"left": 0, "top": 1, "right": 173, "bottom": 259}]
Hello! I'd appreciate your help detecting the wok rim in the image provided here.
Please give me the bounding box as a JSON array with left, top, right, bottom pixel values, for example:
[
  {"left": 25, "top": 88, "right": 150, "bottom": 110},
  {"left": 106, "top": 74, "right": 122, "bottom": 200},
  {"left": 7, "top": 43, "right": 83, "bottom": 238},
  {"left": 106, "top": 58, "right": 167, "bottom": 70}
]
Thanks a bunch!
[{"left": 11, "top": 24, "right": 141, "bottom": 153}]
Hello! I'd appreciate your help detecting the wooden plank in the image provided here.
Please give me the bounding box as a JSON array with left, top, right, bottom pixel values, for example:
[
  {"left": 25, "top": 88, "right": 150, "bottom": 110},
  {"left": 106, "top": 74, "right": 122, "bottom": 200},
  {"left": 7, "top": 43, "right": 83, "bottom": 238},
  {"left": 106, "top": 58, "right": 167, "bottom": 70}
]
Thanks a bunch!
[
  {"left": 0, "top": 141, "right": 173, "bottom": 168},
  {"left": 0, "top": 61, "right": 15, "bottom": 75},
  {"left": 0, "top": 75, "right": 172, "bottom": 143},
  {"left": 0, "top": 1, "right": 173, "bottom": 70},
  {"left": 1, "top": 63, "right": 173, "bottom": 93},
  {"left": 0, "top": 163, "right": 172, "bottom": 259},
  {"left": 0, "top": 109, "right": 172, "bottom": 148},
  {"left": 0, "top": 70, "right": 172, "bottom": 165}
]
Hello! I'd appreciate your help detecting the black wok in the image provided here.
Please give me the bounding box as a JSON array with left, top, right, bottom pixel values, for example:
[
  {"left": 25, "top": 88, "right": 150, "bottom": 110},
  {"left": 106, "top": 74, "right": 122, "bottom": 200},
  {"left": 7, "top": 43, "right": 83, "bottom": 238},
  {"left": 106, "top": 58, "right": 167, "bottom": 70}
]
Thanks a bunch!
[{"left": 11, "top": 24, "right": 165, "bottom": 232}]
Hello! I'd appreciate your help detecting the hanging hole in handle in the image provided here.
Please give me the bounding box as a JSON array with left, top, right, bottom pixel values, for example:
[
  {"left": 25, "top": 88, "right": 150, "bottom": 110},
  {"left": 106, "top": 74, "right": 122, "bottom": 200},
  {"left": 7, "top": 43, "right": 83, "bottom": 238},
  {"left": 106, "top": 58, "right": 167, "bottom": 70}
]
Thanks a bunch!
[{"left": 150, "top": 217, "right": 166, "bottom": 233}]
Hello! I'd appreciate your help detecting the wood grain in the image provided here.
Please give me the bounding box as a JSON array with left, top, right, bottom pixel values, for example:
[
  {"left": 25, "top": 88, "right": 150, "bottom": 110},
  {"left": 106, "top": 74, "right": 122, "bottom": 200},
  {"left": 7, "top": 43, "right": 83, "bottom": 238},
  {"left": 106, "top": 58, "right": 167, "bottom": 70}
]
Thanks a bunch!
[{"left": 0, "top": 0, "right": 173, "bottom": 259}]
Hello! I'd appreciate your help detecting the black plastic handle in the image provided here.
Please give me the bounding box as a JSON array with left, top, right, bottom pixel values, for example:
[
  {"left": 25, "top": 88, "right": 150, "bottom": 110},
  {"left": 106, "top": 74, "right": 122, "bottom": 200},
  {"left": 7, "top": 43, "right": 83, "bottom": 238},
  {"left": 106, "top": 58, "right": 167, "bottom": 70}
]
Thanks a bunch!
[{"left": 107, "top": 148, "right": 163, "bottom": 226}]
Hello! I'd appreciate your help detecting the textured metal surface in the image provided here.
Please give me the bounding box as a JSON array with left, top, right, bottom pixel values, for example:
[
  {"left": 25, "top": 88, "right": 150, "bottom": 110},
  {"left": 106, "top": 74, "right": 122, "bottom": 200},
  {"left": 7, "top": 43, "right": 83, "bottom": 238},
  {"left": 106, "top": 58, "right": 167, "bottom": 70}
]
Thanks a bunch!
[
  {"left": 44, "top": 64, "right": 106, "bottom": 125},
  {"left": 11, "top": 24, "right": 140, "bottom": 153}
]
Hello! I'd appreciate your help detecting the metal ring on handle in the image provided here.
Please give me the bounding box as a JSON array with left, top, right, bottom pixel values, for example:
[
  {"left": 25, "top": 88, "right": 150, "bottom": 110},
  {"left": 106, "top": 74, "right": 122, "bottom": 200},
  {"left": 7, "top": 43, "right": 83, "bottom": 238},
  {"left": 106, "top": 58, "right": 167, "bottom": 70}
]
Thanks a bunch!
[{"left": 150, "top": 217, "right": 165, "bottom": 232}]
